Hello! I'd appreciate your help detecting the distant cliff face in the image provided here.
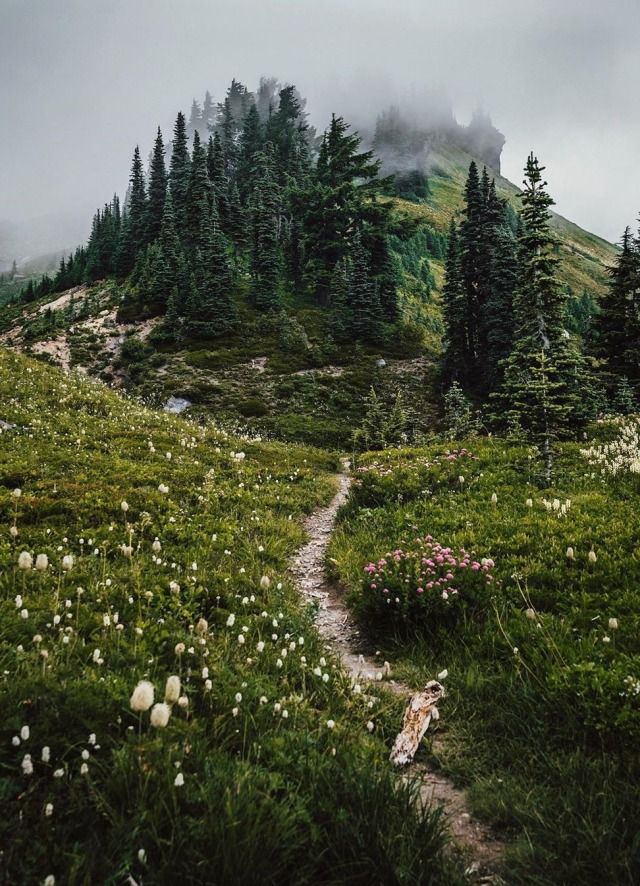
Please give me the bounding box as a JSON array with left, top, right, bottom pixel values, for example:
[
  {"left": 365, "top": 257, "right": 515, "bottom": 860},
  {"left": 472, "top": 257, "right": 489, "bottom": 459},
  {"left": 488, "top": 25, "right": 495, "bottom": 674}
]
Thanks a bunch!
[
  {"left": 459, "top": 111, "right": 505, "bottom": 173},
  {"left": 370, "top": 103, "right": 505, "bottom": 177}
]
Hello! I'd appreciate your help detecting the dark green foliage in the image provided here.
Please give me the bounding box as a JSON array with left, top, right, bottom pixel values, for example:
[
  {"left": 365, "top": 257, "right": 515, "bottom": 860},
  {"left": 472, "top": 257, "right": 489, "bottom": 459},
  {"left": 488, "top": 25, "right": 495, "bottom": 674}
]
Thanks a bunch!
[
  {"left": 596, "top": 226, "right": 640, "bottom": 384},
  {"left": 185, "top": 131, "right": 212, "bottom": 251},
  {"left": 441, "top": 220, "right": 467, "bottom": 384},
  {"left": 348, "top": 233, "right": 382, "bottom": 341},
  {"left": 612, "top": 376, "right": 637, "bottom": 415},
  {"left": 237, "top": 102, "right": 264, "bottom": 201},
  {"left": 186, "top": 205, "right": 236, "bottom": 337},
  {"left": 115, "top": 146, "right": 148, "bottom": 276},
  {"left": 442, "top": 381, "right": 479, "bottom": 437},
  {"left": 249, "top": 146, "right": 282, "bottom": 311},
  {"left": 297, "top": 115, "right": 386, "bottom": 302},
  {"left": 169, "top": 111, "right": 191, "bottom": 234},
  {"left": 497, "top": 155, "right": 585, "bottom": 475},
  {"left": 207, "top": 131, "right": 230, "bottom": 228},
  {"left": 72, "top": 80, "right": 407, "bottom": 346},
  {"left": 388, "top": 169, "right": 430, "bottom": 201},
  {"left": 328, "top": 256, "right": 352, "bottom": 341},
  {"left": 352, "top": 387, "right": 409, "bottom": 451},
  {"left": 84, "top": 196, "right": 120, "bottom": 281},
  {"left": 147, "top": 127, "right": 168, "bottom": 242}
]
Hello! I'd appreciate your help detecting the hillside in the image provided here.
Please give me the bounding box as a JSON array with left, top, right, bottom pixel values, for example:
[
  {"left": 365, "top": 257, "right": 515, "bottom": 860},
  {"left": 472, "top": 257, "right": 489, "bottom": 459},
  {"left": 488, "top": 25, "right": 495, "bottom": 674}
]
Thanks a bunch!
[
  {"left": 0, "top": 139, "right": 618, "bottom": 449},
  {"left": 389, "top": 141, "right": 617, "bottom": 300},
  {"left": 0, "top": 348, "right": 468, "bottom": 883}
]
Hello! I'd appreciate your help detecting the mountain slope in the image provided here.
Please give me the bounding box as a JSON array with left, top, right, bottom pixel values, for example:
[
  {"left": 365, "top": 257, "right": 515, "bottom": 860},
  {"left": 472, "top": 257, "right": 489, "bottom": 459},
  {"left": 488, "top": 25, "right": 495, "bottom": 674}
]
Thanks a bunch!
[
  {"left": 390, "top": 141, "right": 617, "bottom": 300},
  {"left": 0, "top": 140, "right": 618, "bottom": 447}
]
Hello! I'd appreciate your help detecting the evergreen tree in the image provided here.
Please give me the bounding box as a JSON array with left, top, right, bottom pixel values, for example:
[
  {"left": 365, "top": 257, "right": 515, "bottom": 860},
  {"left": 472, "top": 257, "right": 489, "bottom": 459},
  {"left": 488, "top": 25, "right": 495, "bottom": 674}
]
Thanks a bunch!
[
  {"left": 202, "top": 90, "right": 216, "bottom": 131},
  {"left": 265, "top": 85, "right": 308, "bottom": 182},
  {"left": 186, "top": 204, "right": 236, "bottom": 337},
  {"left": 147, "top": 127, "right": 168, "bottom": 242},
  {"left": 348, "top": 233, "right": 382, "bottom": 341},
  {"left": 169, "top": 112, "right": 191, "bottom": 235},
  {"left": 164, "top": 286, "right": 182, "bottom": 342},
  {"left": 596, "top": 226, "right": 640, "bottom": 382},
  {"left": 218, "top": 96, "right": 239, "bottom": 177},
  {"left": 249, "top": 146, "right": 281, "bottom": 310},
  {"left": 237, "top": 102, "right": 264, "bottom": 201},
  {"left": 441, "top": 220, "right": 467, "bottom": 384},
  {"left": 115, "top": 147, "right": 147, "bottom": 276},
  {"left": 443, "top": 382, "right": 478, "bottom": 437},
  {"left": 297, "top": 115, "right": 383, "bottom": 302},
  {"left": 483, "top": 221, "right": 518, "bottom": 389},
  {"left": 328, "top": 255, "right": 352, "bottom": 341},
  {"left": 497, "top": 154, "right": 583, "bottom": 476},
  {"left": 184, "top": 131, "right": 211, "bottom": 251},
  {"left": 187, "top": 98, "right": 202, "bottom": 138},
  {"left": 612, "top": 376, "right": 637, "bottom": 415},
  {"left": 207, "top": 132, "right": 230, "bottom": 227}
]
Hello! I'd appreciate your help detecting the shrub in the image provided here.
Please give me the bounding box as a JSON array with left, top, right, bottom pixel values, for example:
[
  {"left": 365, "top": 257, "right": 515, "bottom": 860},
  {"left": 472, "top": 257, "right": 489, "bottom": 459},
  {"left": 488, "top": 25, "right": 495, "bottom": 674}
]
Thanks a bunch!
[{"left": 354, "top": 534, "right": 495, "bottom": 630}]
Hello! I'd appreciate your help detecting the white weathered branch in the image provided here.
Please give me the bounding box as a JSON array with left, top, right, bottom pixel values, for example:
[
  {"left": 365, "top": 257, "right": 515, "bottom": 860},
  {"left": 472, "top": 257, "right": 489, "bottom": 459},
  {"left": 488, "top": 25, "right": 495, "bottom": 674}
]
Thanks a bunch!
[{"left": 390, "top": 680, "right": 445, "bottom": 767}]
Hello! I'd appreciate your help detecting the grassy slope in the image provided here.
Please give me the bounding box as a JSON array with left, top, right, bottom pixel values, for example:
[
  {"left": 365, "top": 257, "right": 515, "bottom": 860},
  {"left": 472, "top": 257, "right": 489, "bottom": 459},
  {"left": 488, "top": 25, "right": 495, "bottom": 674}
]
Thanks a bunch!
[
  {"left": 328, "top": 433, "right": 640, "bottom": 884},
  {"left": 0, "top": 349, "right": 462, "bottom": 885},
  {"left": 388, "top": 142, "right": 618, "bottom": 301}
]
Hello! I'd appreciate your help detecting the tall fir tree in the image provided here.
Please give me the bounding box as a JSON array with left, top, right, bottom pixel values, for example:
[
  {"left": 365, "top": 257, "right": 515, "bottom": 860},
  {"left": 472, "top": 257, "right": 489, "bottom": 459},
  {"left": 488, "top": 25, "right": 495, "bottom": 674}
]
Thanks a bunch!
[
  {"left": 441, "top": 219, "right": 468, "bottom": 384},
  {"left": 596, "top": 226, "right": 640, "bottom": 383},
  {"left": 496, "top": 154, "right": 584, "bottom": 476},
  {"left": 169, "top": 112, "right": 191, "bottom": 236},
  {"left": 147, "top": 127, "right": 168, "bottom": 242},
  {"left": 249, "top": 146, "right": 282, "bottom": 310},
  {"left": 297, "top": 115, "right": 383, "bottom": 303},
  {"left": 184, "top": 131, "right": 211, "bottom": 251},
  {"left": 237, "top": 102, "right": 264, "bottom": 201},
  {"left": 207, "top": 132, "right": 230, "bottom": 227},
  {"left": 187, "top": 202, "right": 236, "bottom": 337},
  {"left": 115, "top": 147, "right": 147, "bottom": 276},
  {"left": 348, "top": 233, "right": 382, "bottom": 341}
]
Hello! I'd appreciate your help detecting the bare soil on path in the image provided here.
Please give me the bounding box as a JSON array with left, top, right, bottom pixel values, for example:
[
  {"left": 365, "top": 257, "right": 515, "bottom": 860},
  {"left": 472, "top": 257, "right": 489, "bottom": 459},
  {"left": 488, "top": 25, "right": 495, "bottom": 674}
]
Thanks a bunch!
[{"left": 290, "top": 464, "right": 505, "bottom": 882}]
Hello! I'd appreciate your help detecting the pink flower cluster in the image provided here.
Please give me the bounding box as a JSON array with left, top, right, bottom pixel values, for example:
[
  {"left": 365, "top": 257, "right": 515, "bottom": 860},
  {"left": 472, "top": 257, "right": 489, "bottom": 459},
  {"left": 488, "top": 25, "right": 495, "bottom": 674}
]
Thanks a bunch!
[{"left": 364, "top": 535, "right": 494, "bottom": 605}]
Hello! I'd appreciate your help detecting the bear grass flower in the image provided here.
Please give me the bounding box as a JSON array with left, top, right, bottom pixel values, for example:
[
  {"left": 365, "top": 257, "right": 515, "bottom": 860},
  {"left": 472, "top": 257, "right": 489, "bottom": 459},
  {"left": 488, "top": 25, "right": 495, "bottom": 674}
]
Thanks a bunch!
[
  {"left": 35, "top": 553, "right": 48, "bottom": 571},
  {"left": 18, "top": 551, "right": 33, "bottom": 570},
  {"left": 130, "top": 680, "right": 155, "bottom": 712},
  {"left": 150, "top": 702, "right": 171, "bottom": 728},
  {"left": 165, "top": 675, "right": 181, "bottom": 704}
]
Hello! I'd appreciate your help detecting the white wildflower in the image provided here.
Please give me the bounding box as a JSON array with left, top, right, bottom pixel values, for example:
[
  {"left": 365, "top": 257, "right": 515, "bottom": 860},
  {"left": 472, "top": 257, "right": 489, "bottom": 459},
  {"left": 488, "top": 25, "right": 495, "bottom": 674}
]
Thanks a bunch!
[{"left": 130, "top": 680, "right": 155, "bottom": 712}]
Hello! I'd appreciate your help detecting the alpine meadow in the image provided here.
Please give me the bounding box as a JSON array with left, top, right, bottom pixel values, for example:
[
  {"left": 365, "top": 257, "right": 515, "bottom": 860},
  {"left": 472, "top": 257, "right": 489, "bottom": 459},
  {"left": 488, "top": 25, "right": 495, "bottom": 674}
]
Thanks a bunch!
[{"left": 1, "top": 2, "right": 640, "bottom": 884}]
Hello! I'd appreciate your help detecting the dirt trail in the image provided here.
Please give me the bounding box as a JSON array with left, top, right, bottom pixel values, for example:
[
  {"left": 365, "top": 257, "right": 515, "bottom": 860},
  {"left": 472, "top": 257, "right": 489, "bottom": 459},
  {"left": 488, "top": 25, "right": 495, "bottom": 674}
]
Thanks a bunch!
[{"left": 290, "top": 463, "right": 504, "bottom": 880}]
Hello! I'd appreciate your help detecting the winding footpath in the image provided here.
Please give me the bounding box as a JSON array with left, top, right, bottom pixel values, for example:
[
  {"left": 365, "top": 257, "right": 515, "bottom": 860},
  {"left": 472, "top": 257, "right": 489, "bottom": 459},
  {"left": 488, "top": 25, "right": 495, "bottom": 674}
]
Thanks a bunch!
[{"left": 290, "top": 464, "right": 504, "bottom": 882}]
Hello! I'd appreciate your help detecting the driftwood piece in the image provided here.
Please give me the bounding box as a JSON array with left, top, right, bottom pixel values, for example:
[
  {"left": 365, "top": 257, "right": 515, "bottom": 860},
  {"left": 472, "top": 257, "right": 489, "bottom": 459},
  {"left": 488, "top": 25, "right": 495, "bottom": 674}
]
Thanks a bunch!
[
  {"left": 0, "top": 419, "right": 16, "bottom": 432},
  {"left": 390, "top": 680, "right": 445, "bottom": 767}
]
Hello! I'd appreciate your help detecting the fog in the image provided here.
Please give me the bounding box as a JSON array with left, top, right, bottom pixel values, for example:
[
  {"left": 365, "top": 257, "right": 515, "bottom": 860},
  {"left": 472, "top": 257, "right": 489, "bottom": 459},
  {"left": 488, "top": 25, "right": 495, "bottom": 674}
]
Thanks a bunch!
[{"left": 1, "top": 0, "right": 639, "bottom": 264}]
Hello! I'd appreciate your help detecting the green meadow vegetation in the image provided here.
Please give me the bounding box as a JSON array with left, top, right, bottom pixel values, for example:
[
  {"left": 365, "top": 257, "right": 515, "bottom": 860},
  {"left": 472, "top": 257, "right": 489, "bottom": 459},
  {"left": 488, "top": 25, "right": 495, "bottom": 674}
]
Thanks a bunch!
[
  {"left": 329, "top": 429, "right": 640, "bottom": 884},
  {"left": 0, "top": 350, "right": 464, "bottom": 885}
]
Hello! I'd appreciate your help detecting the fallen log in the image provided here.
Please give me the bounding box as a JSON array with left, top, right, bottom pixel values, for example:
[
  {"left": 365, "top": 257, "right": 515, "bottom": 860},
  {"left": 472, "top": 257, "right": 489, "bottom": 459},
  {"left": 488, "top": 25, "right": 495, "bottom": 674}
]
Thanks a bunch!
[{"left": 390, "top": 680, "right": 445, "bottom": 767}]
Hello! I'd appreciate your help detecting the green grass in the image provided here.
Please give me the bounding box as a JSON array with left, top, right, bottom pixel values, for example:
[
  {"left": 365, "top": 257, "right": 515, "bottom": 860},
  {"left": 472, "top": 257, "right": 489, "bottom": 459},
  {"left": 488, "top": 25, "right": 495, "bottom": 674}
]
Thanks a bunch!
[
  {"left": 386, "top": 142, "right": 618, "bottom": 302},
  {"left": 0, "top": 348, "right": 467, "bottom": 885},
  {"left": 328, "top": 431, "right": 640, "bottom": 884}
]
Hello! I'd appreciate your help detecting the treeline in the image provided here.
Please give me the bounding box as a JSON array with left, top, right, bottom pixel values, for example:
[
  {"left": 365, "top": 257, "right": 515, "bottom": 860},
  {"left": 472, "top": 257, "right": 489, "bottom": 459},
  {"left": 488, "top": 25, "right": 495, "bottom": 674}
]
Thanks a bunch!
[
  {"left": 441, "top": 155, "right": 638, "bottom": 473},
  {"left": 27, "top": 79, "right": 401, "bottom": 343}
]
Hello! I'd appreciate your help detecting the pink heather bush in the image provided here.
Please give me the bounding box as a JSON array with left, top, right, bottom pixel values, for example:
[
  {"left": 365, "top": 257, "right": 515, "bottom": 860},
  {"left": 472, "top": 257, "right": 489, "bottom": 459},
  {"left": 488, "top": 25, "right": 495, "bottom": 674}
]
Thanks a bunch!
[{"left": 358, "top": 535, "right": 495, "bottom": 630}]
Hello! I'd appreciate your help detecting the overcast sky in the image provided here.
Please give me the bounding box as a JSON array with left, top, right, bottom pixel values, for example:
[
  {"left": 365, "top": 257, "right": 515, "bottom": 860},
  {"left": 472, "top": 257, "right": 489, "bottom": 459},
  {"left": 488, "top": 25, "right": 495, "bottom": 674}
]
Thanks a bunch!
[{"left": 1, "top": 0, "right": 639, "bottom": 250}]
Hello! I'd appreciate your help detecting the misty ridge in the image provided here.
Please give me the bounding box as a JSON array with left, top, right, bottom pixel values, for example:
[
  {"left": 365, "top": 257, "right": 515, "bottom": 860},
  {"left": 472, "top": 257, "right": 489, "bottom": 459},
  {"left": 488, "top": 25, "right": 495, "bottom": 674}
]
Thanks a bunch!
[
  {"left": 1, "top": 76, "right": 505, "bottom": 272},
  {"left": 128, "top": 78, "right": 506, "bottom": 224}
]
